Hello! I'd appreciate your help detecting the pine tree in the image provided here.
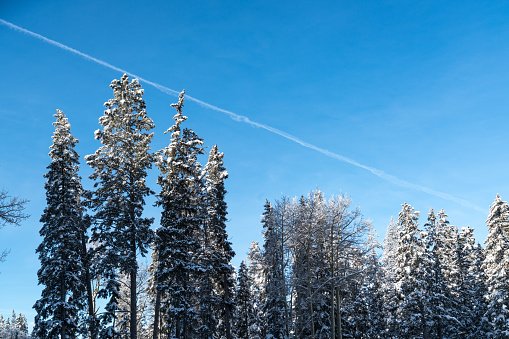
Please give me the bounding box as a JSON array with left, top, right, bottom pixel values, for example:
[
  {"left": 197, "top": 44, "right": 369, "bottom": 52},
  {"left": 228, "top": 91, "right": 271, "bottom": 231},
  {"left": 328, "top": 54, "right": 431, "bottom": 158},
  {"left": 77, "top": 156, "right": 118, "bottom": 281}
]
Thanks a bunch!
[
  {"left": 357, "top": 226, "right": 384, "bottom": 338},
  {"left": 201, "top": 144, "right": 235, "bottom": 339},
  {"left": 393, "top": 203, "right": 428, "bottom": 338},
  {"left": 247, "top": 241, "right": 265, "bottom": 339},
  {"left": 151, "top": 90, "right": 204, "bottom": 338},
  {"left": 482, "top": 194, "right": 509, "bottom": 337},
  {"left": 468, "top": 243, "right": 490, "bottom": 338},
  {"left": 381, "top": 217, "right": 400, "bottom": 337},
  {"left": 14, "top": 312, "right": 28, "bottom": 336},
  {"left": 85, "top": 74, "right": 155, "bottom": 339},
  {"left": 454, "top": 226, "right": 479, "bottom": 337},
  {"left": 262, "top": 200, "right": 288, "bottom": 339},
  {"left": 34, "top": 110, "right": 88, "bottom": 339},
  {"left": 234, "top": 261, "right": 254, "bottom": 339},
  {"left": 422, "top": 208, "right": 447, "bottom": 338}
]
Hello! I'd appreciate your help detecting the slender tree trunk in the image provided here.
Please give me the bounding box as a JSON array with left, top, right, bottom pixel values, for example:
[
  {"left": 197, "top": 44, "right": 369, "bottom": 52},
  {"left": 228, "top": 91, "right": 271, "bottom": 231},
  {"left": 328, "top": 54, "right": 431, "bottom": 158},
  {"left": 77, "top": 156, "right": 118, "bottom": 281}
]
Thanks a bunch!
[
  {"left": 331, "top": 284, "right": 335, "bottom": 339},
  {"left": 61, "top": 265, "right": 67, "bottom": 339},
  {"left": 223, "top": 273, "right": 232, "bottom": 339},
  {"left": 153, "top": 289, "right": 161, "bottom": 339},
  {"left": 130, "top": 230, "right": 137, "bottom": 339},
  {"left": 337, "top": 288, "right": 342, "bottom": 339},
  {"left": 81, "top": 231, "right": 97, "bottom": 339},
  {"left": 309, "top": 275, "right": 315, "bottom": 338}
]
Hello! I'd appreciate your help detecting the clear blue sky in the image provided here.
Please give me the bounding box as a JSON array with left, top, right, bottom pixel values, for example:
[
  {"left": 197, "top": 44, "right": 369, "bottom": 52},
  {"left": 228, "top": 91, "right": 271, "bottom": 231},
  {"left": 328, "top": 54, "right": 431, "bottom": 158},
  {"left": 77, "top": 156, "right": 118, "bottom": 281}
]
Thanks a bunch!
[{"left": 1, "top": 0, "right": 509, "bottom": 326}]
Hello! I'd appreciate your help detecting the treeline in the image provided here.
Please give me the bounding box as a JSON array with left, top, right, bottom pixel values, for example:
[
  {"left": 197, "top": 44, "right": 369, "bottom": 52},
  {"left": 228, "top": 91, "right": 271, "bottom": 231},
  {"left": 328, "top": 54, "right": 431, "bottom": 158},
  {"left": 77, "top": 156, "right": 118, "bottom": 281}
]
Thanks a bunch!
[
  {"left": 33, "top": 73, "right": 509, "bottom": 339},
  {"left": 0, "top": 311, "right": 29, "bottom": 338},
  {"left": 239, "top": 193, "right": 509, "bottom": 339},
  {"left": 34, "top": 75, "right": 234, "bottom": 339}
]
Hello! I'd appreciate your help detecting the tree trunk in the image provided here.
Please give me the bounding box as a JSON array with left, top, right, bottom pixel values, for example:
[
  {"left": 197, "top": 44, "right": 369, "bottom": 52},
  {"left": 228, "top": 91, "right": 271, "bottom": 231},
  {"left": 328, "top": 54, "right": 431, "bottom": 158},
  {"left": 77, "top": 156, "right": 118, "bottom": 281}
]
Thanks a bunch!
[
  {"left": 331, "top": 284, "right": 335, "bottom": 339},
  {"left": 337, "top": 288, "right": 342, "bottom": 339},
  {"left": 81, "top": 231, "right": 97, "bottom": 339},
  {"left": 61, "top": 264, "right": 67, "bottom": 339},
  {"left": 153, "top": 289, "right": 161, "bottom": 339},
  {"left": 223, "top": 273, "right": 232, "bottom": 339},
  {"left": 130, "top": 231, "right": 137, "bottom": 339},
  {"left": 310, "top": 298, "right": 315, "bottom": 338}
]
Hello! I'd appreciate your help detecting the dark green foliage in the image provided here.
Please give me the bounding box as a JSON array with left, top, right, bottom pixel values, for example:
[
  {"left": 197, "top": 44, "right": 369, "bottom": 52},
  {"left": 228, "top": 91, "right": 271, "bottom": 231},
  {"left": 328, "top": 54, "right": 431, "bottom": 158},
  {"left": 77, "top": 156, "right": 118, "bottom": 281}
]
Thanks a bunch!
[{"left": 34, "top": 110, "right": 87, "bottom": 339}]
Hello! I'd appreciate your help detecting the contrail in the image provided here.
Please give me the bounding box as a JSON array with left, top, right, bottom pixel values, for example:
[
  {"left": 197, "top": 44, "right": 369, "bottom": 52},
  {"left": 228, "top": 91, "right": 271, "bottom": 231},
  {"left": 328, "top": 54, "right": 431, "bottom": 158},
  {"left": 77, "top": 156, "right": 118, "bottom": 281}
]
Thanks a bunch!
[{"left": 0, "top": 18, "right": 487, "bottom": 214}]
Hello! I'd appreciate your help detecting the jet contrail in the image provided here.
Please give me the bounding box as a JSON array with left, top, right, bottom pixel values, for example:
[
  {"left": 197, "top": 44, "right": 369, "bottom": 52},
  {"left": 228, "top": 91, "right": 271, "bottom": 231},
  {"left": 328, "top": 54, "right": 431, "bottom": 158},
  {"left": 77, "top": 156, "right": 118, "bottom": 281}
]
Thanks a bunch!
[{"left": 0, "top": 18, "right": 487, "bottom": 214}]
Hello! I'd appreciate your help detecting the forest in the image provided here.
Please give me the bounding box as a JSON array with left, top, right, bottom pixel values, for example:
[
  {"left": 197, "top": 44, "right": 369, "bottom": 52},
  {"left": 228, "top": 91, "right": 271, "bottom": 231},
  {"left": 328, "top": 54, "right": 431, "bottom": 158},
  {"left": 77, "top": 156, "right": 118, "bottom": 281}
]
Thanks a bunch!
[{"left": 1, "top": 74, "right": 509, "bottom": 339}]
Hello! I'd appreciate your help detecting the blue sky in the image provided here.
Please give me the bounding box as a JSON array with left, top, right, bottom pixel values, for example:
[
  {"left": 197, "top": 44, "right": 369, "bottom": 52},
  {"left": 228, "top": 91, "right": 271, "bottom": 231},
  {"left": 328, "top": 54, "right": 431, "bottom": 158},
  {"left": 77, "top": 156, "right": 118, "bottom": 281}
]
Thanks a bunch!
[{"left": 1, "top": 0, "right": 509, "bottom": 324}]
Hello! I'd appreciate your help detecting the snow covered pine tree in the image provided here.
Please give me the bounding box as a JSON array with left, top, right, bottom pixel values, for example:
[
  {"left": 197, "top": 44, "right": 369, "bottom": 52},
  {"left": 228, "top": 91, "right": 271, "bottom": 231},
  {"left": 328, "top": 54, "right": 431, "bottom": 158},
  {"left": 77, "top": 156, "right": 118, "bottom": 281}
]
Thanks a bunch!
[
  {"left": 483, "top": 194, "right": 509, "bottom": 337},
  {"left": 150, "top": 90, "right": 204, "bottom": 338},
  {"left": 86, "top": 74, "right": 155, "bottom": 339},
  {"left": 34, "top": 110, "right": 88, "bottom": 338},
  {"left": 201, "top": 144, "right": 235, "bottom": 339}
]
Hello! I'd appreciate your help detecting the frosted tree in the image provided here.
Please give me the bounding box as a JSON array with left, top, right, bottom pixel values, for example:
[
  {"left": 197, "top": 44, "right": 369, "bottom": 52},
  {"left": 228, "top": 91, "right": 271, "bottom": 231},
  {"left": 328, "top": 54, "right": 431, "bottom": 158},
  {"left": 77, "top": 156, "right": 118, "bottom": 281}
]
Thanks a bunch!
[
  {"left": 262, "top": 200, "right": 288, "bottom": 339},
  {"left": 482, "top": 194, "right": 509, "bottom": 337},
  {"left": 201, "top": 144, "right": 235, "bottom": 338},
  {"left": 290, "top": 193, "right": 326, "bottom": 338},
  {"left": 34, "top": 110, "right": 88, "bottom": 339},
  {"left": 85, "top": 74, "right": 155, "bottom": 339},
  {"left": 355, "top": 225, "right": 384, "bottom": 338},
  {"left": 116, "top": 261, "right": 153, "bottom": 338},
  {"left": 393, "top": 203, "right": 428, "bottom": 338},
  {"left": 150, "top": 90, "right": 204, "bottom": 338},
  {"left": 247, "top": 241, "right": 265, "bottom": 339},
  {"left": 453, "top": 226, "right": 480, "bottom": 336},
  {"left": 234, "top": 261, "right": 254, "bottom": 339},
  {"left": 467, "top": 243, "right": 490, "bottom": 338},
  {"left": 381, "top": 217, "right": 400, "bottom": 336},
  {"left": 421, "top": 208, "right": 448, "bottom": 338},
  {"left": 14, "top": 312, "right": 28, "bottom": 336},
  {"left": 322, "top": 194, "right": 370, "bottom": 339},
  {"left": 0, "top": 311, "right": 30, "bottom": 339}
]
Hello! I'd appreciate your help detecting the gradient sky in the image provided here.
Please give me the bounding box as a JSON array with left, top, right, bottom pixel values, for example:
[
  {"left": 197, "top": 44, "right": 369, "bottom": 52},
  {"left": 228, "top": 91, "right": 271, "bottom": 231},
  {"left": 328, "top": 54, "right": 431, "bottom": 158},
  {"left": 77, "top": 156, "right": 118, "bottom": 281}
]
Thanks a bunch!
[{"left": 1, "top": 0, "right": 509, "bottom": 326}]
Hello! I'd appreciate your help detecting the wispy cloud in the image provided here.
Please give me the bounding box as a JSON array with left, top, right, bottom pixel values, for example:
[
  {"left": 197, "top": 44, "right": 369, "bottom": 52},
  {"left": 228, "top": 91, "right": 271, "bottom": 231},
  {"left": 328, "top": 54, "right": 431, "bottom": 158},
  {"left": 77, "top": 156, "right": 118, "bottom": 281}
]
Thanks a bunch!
[{"left": 0, "top": 18, "right": 487, "bottom": 214}]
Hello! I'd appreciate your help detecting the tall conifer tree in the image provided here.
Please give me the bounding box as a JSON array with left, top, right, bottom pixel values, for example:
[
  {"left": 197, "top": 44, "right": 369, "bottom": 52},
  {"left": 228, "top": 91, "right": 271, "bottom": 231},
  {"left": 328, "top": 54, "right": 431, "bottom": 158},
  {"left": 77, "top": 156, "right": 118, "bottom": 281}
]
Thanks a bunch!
[
  {"left": 151, "top": 90, "right": 204, "bottom": 338},
  {"left": 482, "top": 194, "right": 509, "bottom": 337},
  {"left": 34, "top": 110, "right": 87, "bottom": 339},
  {"left": 393, "top": 203, "right": 428, "bottom": 338},
  {"left": 262, "top": 200, "right": 288, "bottom": 339},
  {"left": 201, "top": 144, "right": 235, "bottom": 338},
  {"left": 86, "top": 74, "right": 155, "bottom": 339},
  {"left": 234, "top": 261, "right": 254, "bottom": 339}
]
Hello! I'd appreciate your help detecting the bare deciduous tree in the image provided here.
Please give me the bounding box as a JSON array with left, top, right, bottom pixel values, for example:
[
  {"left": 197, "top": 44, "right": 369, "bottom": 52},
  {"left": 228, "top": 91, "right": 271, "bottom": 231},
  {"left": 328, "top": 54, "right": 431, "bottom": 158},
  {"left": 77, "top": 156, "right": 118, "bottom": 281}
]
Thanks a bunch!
[{"left": 0, "top": 189, "right": 29, "bottom": 262}]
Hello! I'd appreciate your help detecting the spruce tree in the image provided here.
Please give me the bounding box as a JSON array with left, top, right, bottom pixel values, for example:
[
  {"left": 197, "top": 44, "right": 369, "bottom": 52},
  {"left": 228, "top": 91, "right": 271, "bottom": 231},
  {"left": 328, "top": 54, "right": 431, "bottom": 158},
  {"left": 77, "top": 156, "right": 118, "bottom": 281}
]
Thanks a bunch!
[
  {"left": 482, "top": 194, "right": 509, "bottom": 337},
  {"left": 201, "top": 144, "right": 235, "bottom": 338},
  {"left": 247, "top": 241, "right": 266, "bottom": 339},
  {"left": 381, "top": 217, "right": 400, "bottom": 337},
  {"left": 358, "top": 226, "right": 384, "bottom": 338},
  {"left": 151, "top": 90, "right": 204, "bottom": 338},
  {"left": 86, "top": 74, "right": 155, "bottom": 339},
  {"left": 262, "top": 200, "right": 288, "bottom": 339},
  {"left": 34, "top": 110, "right": 87, "bottom": 338},
  {"left": 393, "top": 203, "right": 428, "bottom": 338},
  {"left": 422, "top": 208, "right": 447, "bottom": 338},
  {"left": 234, "top": 261, "right": 254, "bottom": 339},
  {"left": 454, "top": 226, "right": 479, "bottom": 336},
  {"left": 468, "top": 243, "right": 490, "bottom": 338}
]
